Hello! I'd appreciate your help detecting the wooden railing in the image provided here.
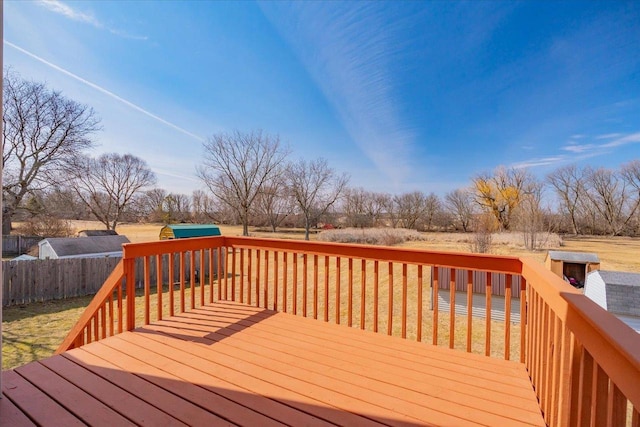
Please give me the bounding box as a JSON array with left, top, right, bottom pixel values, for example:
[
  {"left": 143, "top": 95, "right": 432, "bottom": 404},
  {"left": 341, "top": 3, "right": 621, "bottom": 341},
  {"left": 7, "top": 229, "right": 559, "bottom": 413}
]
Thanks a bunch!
[{"left": 57, "top": 236, "right": 640, "bottom": 426}]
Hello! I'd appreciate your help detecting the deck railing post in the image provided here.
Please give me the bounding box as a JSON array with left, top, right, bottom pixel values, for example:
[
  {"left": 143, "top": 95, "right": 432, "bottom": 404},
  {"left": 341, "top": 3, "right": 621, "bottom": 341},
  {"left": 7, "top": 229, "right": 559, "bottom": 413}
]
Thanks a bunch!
[{"left": 124, "top": 257, "right": 136, "bottom": 331}]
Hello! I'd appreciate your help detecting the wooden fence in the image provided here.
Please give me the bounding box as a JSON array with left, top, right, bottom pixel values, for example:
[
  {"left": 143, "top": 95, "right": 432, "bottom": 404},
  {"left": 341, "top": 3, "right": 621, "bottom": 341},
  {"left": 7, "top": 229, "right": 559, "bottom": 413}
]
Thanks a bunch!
[
  {"left": 2, "top": 250, "right": 223, "bottom": 307},
  {"left": 2, "top": 235, "right": 41, "bottom": 256}
]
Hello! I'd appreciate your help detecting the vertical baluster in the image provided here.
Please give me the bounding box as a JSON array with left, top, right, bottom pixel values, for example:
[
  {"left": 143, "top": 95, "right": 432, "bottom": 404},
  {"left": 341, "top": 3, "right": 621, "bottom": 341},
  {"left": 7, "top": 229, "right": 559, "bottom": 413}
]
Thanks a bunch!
[
  {"left": 433, "top": 266, "right": 439, "bottom": 345},
  {"left": 324, "top": 256, "right": 329, "bottom": 322},
  {"left": 200, "top": 249, "right": 205, "bottom": 306},
  {"left": 169, "top": 253, "right": 175, "bottom": 316},
  {"left": 466, "top": 270, "right": 473, "bottom": 352},
  {"left": 217, "top": 248, "right": 222, "bottom": 301},
  {"left": 180, "top": 252, "right": 186, "bottom": 312},
  {"left": 274, "top": 251, "right": 279, "bottom": 311},
  {"left": 360, "top": 259, "right": 366, "bottom": 330},
  {"left": 504, "top": 275, "right": 512, "bottom": 360},
  {"left": 283, "top": 252, "right": 288, "bottom": 312},
  {"left": 541, "top": 303, "right": 551, "bottom": 421},
  {"left": 520, "top": 279, "right": 527, "bottom": 364},
  {"left": 100, "top": 303, "right": 107, "bottom": 339},
  {"left": 224, "top": 246, "right": 229, "bottom": 301},
  {"left": 231, "top": 248, "right": 236, "bottom": 302},
  {"left": 417, "top": 265, "right": 423, "bottom": 342},
  {"left": 117, "top": 277, "right": 123, "bottom": 333},
  {"left": 607, "top": 384, "right": 627, "bottom": 427},
  {"left": 209, "top": 248, "right": 215, "bottom": 304},
  {"left": 190, "top": 251, "right": 196, "bottom": 309},
  {"left": 240, "top": 249, "right": 245, "bottom": 304},
  {"left": 157, "top": 254, "right": 163, "bottom": 321},
  {"left": 374, "top": 261, "right": 379, "bottom": 333},
  {"left": 247, "top": 249, "right": 252, "bottom": 305},
  {"left": 449, "top": 268, "right": 456, "bottom": 348},
  {"left": 263, "top": 250, "right": 269, "bottom": 309},
  {"left": 577, "top": 350, "right": 594, "bottom": 427},
  {"left": 255, "top": 249, "right": 261, "bottom": 306},
  {"left": 108, "top": 294, "right": 114, "bottom": 337},
  {"left": 485, "top": 272, "right": 492, "bottom": 356},
  {"left": 335, "top": 257, "right": 341, "bottom": 324},
  {"left": 293, "top": 252, "right": 297, "bottom": 315},
  {"left": 144, "top": 256, "right": 151, "bottom": 325},
  {"left": 303, "top": 253, "right": 308, "bottom": 317},
  {"left": 387, "top": 262, "right": 393, "bottom": 336},
  {"left": 593, "top": 365, "right": 608, "bottom": 426},
  {"left": 313, "top": 255, "right": 318, "bottom": 319},
  {"left": 348, "top": 258, "right": 353, "bottom": 327},
  {"left": 402, "top": 263, "right": 408, "bottom": 339}
]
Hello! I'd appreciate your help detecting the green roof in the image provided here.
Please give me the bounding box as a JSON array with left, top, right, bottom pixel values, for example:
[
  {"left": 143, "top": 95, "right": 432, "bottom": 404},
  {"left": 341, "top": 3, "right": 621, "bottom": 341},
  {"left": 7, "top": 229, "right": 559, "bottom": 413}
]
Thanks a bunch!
[{"left": 164, "top": 224, "right": 222, "bottom": 238}]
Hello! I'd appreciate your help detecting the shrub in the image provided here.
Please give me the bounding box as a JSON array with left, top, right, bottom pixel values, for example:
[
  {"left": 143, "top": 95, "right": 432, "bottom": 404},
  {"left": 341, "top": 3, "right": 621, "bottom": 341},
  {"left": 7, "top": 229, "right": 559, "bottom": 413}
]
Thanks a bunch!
[
  {"left": 318, "top": 228, "right": 426, "bottom": 246},
  {"left": 16, "top": 216, "right": 73, "bottom": 238}
]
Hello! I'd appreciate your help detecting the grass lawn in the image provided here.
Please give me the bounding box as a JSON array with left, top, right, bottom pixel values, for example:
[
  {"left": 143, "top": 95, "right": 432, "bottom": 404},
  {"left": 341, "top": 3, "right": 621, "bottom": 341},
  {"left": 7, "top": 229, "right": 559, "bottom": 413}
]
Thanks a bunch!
[{"left": 3, "top": 221, "right": 639, "bottom": 371}]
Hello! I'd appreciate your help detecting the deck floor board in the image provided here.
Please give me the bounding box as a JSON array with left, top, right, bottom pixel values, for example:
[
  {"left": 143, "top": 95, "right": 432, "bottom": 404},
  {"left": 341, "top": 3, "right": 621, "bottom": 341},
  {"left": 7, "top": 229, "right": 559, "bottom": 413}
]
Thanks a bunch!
[{"left": 2, "top": 301, "right": 545, "bottom": 427}]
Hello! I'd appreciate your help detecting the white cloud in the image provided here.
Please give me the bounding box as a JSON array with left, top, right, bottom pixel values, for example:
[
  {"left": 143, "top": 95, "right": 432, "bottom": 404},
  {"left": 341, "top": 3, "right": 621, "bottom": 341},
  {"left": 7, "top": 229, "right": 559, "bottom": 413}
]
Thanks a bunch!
[
  {"left": 260, "top": 2, "right": 415, "bottom": 186},
  {"left": 5, "top": 41, "right": 204, "bottom": 143},
  {"left": 512, "top": 156, "right": 566, "bottom": 169},
  {"left": 600, "top": 132, "right": 640, "bottom": 148},
  {"left": 595, "top": 133, "right": 622, "bottom": 140},
  {"left": 38, "top": 0, "right": 147, "bottom": 40},
  {"left": 562, "top": 143, "right": 596, "bottom": 153}
]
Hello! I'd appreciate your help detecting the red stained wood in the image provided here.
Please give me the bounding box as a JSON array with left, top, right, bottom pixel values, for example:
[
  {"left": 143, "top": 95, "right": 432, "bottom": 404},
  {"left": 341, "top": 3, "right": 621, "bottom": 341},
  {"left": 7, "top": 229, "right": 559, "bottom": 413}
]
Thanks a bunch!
[{"left": 5, "top": 301, "right": 544, "bottom": 427}]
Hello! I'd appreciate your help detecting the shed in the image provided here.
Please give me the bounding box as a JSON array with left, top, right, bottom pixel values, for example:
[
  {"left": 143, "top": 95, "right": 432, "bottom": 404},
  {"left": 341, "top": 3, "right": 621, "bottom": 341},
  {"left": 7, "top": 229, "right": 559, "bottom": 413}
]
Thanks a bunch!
[
  {"left": 38, "top": 235, "right": 130, "bottom": 259},
  {"left": 431, "top": 267, "right": 523, "bottom": 323},
  {"left": 584, "top": 270, "right": 640, "bottom": 333},
  {"left": 545, "top": 251, "right": 600, "bottom": 287},
  {"left": 159, "top": 224, "right": 222, "bottom": 240}
]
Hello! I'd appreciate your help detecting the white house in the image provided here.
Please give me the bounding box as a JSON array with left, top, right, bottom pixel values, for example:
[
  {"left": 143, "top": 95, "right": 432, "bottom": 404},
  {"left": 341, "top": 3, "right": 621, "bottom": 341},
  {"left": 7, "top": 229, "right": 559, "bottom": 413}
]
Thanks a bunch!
[
  {"left": 584, "top": 270, "right": 640, "bottom": 333},
  {"left": 38, "top": 235, "right": 130, "bottom": 259}
]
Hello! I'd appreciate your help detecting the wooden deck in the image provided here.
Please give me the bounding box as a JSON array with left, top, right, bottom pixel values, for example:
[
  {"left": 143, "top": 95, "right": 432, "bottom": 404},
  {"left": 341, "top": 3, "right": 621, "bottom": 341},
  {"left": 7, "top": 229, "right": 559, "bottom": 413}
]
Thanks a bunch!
[{"left": 2, "top": 301, "right": 544, "bottom": 426}]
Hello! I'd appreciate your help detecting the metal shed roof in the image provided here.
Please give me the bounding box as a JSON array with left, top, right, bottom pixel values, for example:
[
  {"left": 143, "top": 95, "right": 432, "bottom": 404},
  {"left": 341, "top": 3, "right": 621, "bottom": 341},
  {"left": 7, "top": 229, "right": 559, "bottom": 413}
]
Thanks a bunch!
[
  {"left": 39, "top": 235, "right": 130, "bottom": 257},
  {"left": 547, "top": 251, "right": 600, "bottom": 263},
  {"left": 162, "top": 224, "right": 222, "bottom": 238}
]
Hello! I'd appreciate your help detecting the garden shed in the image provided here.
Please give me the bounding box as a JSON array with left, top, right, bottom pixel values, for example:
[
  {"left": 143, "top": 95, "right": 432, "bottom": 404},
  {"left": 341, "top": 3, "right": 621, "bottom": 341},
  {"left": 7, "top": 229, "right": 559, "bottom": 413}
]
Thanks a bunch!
[
  {"left": 584, "top": 270, "right": 640, "bottom": 333},
  {"left": 545, "top": 251, "right": 600, "bottom": 287},
  {"left": 38, "top": 235, "right": 130, "bottom": 259},
  {"left": 159, "top": 224, "right": 222, "bottom": 240}
]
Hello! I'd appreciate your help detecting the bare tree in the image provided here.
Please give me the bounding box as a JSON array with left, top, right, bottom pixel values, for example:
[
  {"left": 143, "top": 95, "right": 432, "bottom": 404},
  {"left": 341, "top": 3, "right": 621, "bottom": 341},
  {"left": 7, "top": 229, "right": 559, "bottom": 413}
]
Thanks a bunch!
[
  {"left": 422, "top": 192, "right": 442, "bottom": 231},
  {"left": 445, "top": 188, "right": 475, "bottom": 232},
  {"left": 68, "top": 153, "right": 156, "bottom": 230},
  {"left": 163, "top": 193, "right": 191, "bottom": 223},
  {"left": 547, "top": 164, "right": 586, "bottom": 235},
  {"left": 255, "top": 173, "right": 294, "bottom": 232},
  {"left": 196, "top": 130, "right": 289, "bottom": 236},
  {"left": 288, "top": 158, "right": 349, "bottom": 240},
  {"left": 472, "top": 166, "right": 532, "bottom": 231},
  {"left": 342, "top": 187, "right": 369, "bottom": 228},
  {"left": 393, "top": 191, "right": 428, "bottom": 230},
  {"left": 2, "top": 71, "right": 101, "bottom": 233},
  {"left": 192, "top": 189, "right": 221, "bottom": 223},
  {"left": 621, "top": 160, "right": 640, "bottom": 235},
  {"left": 584, "top": 167, "right": 638, "bottom": 236},
  {"left": 515, "top": 178, "right": 548, "bottom": 250}
]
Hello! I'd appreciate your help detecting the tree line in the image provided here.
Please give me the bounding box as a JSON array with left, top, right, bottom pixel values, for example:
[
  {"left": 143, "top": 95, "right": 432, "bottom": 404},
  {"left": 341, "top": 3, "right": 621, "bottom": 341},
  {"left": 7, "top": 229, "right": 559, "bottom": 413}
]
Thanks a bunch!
[{"left": 3, "top": 71, "right": 640, "bottom": 241}]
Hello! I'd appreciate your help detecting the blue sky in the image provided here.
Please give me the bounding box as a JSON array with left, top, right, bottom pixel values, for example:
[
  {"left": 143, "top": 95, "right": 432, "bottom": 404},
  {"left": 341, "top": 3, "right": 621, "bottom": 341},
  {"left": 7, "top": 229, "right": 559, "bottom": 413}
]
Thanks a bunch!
[{"left": 4, "top": 1, "right": 640, "bottom": 196}]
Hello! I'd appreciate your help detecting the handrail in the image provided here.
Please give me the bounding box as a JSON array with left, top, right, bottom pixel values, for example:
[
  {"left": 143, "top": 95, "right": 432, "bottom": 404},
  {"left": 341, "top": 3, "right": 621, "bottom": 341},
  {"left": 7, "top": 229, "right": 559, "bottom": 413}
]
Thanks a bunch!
[{"left": 57, "top": 236, "right": 640, "bottom": 425}]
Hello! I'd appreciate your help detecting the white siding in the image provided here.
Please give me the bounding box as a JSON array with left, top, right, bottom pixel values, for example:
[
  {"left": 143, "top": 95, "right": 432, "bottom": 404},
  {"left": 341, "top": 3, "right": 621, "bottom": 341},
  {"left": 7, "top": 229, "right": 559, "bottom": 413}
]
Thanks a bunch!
[
  {"left": 436, "top": 290, "right": 521, "bottom": 323},
  {"left": 584, "top": 271, "right": 607, "bottom": 310},
  {"left": 38, "top": 242, "right": 58, "bottom": 259}
]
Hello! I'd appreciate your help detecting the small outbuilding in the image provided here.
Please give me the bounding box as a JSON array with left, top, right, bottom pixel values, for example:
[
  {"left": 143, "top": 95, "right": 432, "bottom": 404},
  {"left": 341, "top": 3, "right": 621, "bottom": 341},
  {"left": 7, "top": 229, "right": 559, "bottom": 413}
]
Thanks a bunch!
[
  {"left": 38, "top": 235, "right": 130, "bottom": 259},
  {"left": 584, "top": 270, "right": 640, "bottom": 333},
  {"left": 159, "top": 224, "right": 222, "bottom": 240},
  {"left": 545, "top": 251, "right": 600, "bottom": 287}
]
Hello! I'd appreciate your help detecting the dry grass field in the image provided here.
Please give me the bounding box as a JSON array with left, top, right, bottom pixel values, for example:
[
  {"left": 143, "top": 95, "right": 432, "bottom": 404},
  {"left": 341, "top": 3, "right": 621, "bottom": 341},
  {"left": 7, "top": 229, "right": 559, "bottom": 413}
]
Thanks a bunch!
[{"left": 3, "top": 221, "right": 639, "bottom": 370}]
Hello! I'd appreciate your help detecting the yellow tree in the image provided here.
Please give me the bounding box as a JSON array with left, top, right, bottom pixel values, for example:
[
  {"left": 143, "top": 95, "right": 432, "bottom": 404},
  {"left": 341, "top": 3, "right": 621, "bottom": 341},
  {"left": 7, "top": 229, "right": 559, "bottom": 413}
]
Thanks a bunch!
[{"left": 472, "top": 166, "right": 532, "bottom": 231}]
